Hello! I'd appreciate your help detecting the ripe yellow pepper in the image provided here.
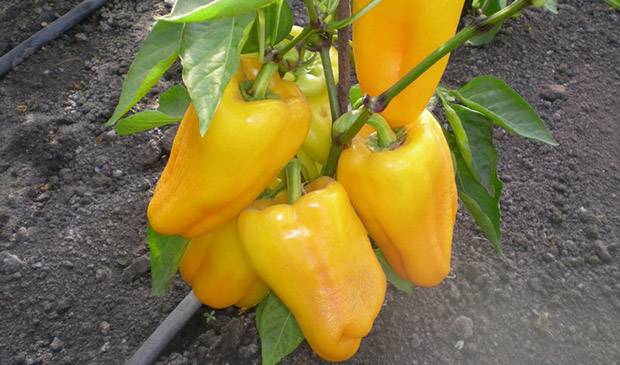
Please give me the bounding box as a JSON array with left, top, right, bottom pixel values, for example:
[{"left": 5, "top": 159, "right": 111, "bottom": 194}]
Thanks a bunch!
[
  {"left": 239, "top": 177, "right": 386, "bottom": 361},
  {"left": 337, "top": 110, "right": 458, "bottom": 287},
  {"left": 147, "top": 56, "right": 311, "bottom": 238},
  {"left": 352, "top": 0, "right": 465, "bottom": 126},
  {"left": 179, "top": 219, "right": 268, "bottom": 308}
]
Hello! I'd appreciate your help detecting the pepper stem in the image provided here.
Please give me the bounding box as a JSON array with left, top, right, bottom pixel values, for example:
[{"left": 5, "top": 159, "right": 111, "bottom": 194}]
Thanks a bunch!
[
  {"left": 248, "top": 62, "right": 278, "bottom": 100},
  {"left": 319, "top": 45, "right": 340, "bottom": 120},
  {"left": 286, "top": 159, "right": 302, "bottom": 204},
  {"left": 366, "top": 114, "right": 398, "bottom": 149},
  {"left": 303, "top": 0, "right": 319, "bottom": 24},
  {"left": 322, "top": 108, "right": 372, "bottom": 177},
  {"left": 257, "top": 8, "right": 266, "bottom": 64},
  {"left": 275, "top": 27, "right": 314, "bottom": 58}
]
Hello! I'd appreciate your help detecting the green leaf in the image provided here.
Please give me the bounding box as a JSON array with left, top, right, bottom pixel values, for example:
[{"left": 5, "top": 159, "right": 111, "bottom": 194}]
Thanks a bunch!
[
  {"left": 468, "top": 0, "right": 507, "bottom": 46},
  {"left": 457, "top": 76, "right": 557, "bottom": 145},
  {"left": 162, "top": 0, "right": 275, "bottom": 23},
  {"left": 468, "top": 23, "right": 503, "bottom": 46},
  {"left": 180, "top": 14, "right": 255, "bottom": 136},
  {"left": 446, "top": 134, "right": 503, "bottom": 252},
  {"left": 348, "top": 84, "right": 364, "bottom": 108},
  {"left": 545, "top": 0, "right": 558, "bottom": 13},
  {"left": 452, "top": 104, "right": 498, "bottom": 196},
  {"left": 243, "top": 0, "right": 293, "bottom": 53},
  {"left": 106, "top": 21, "right": 183, "bottom": 126},
  {"left": 374, "top": 248, "right": 414, "bottom": 294},
  {"left": 115, "top": 110, "right": 180, "bottom": 136},
  {"left": 114, "top": 85, "right": 190, "bottom": 136},
  {"left": 256, "top": 293, "right": 304, "bottom": 365},
  {"left": 147, "top": 225, "right": 190, "bottom": 297},
  {"left": 604, "top": 0, "right": 620, "bottom": 10},
  {"left": 158, "top": 84, "right": 191, "bottom": 118}
]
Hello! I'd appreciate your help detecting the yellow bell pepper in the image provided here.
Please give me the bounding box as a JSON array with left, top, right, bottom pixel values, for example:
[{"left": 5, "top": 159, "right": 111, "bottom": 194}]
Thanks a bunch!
[
  {"left": 180, "top": 219, "right": 268, "bottom": 308},
  {"left": 337, "top": 110, "right": 458, "bottom": 287},
  {"left": 147, "top": 55, "right": 311, "bottom": 238},
  {"left": 352, "top": 0, "right": 465, "bottom": 126},
  {"left": 239, "top": 177, "right": 386, "bottom": 361}
]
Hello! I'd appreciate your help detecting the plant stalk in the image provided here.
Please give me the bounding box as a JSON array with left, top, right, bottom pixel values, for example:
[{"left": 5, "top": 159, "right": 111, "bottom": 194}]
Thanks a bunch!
[
  {"left": 249, "top": 62, "right": 278, "bottom": 100},
  {"left": 366, "top": 114, "right": 397, "bottom": 148},
  {"left": 319, "top": 45, "right": 341, "bottom": 120},
  {"left": 286, "top": 159, "right": 302, "bottom": 204},
  {"left": 322, "top": 108, "right": 372, "bottom": 176},
  {"left": 257, "top": 8, "right": 266, "bottom": 63},
  {"left": 336, "top": 0, "right": 352, "bottom": 114},
  {"left": 303, "top": 0, "right": 320, "bottom": 24},
  {"left": 275, "top": 26, "right": 314, "bottom": 59}
]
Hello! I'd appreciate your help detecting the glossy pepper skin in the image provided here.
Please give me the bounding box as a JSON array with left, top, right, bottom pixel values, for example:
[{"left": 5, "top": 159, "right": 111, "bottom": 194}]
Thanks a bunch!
[
  {"left": 239, "top": 177, "right": 386, "bottom": 361},
  {"left": 337, "top": 110, "right": 458, "bottom": 287},
  {"left": 284, "top": 26, "right": 338, "bottom": 165},
  {"left": 352, "top": 0, "right": 465, "bottom": 126},
  {"left": 180, "top": 219, "right": 268, "bottom": 308},
  {"left": 147, "top": 56, "right": 311, "bottom": 238}
]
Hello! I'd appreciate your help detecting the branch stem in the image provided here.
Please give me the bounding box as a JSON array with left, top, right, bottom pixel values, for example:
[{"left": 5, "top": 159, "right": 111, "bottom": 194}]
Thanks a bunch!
[
  {"left": 257, "top": 9, "right": 266, "bottom": 63},
  {"left": 286, "top": 159, "right": 302, "bottom": 204},
  {"left": 336, "top": 0, "right": 352, "bottom": 114},
  {"left": 249, "top": 62, "right": 278, "bottom": 100},
  {"left": 303, "top": 0, "right": 319, "bottom": 24},
  {"left": 319, "top": 45, "right": 340, "bottom": 120},
  {"left": 274, "top": 26, "right": 314, "bottom": 59}
]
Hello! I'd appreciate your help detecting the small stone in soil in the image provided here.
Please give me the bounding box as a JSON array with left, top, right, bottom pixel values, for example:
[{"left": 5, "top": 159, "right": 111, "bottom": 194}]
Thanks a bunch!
[
  {"left": 100, "top": 321, "right": 111, "bottom": 334},
  {"left": 135, "top": 140, "right": 162, "bottom": 166},
  {"left": 1, "top": 251, "right": 25, "bottom": 273},
  {"left": 75, "top": 33, "right": 88, "bottom": 41},
  {"left": 50, "top": 337, "right": 64, "bottom": 352},
  {"left": 540, "top": 84, "right": 568, "bottom": 101},
  {"left": 594, "top": 240, "right": 612, "bottom": 264},
  {"left": 122, "top": 255, "right": 150, "bottom": 282},
  {"left": 100, "top": 341, "right": 110, "bottom": 352},
  {"left": 95, "top": 267, "right": 112, "bottom": 282}
]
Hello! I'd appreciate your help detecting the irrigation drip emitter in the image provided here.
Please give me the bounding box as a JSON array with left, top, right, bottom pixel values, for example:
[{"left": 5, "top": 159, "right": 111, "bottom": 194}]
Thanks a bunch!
[
  {"left": 126, "top": 291, "right": 202, "bottom": 365},
  {"left": 0, "top": 0, "right": 109, "bottom": 78}
]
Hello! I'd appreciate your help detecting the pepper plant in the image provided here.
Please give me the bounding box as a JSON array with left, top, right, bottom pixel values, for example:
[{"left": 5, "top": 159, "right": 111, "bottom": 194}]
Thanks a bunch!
[{"left": 107, "top": 0, "right": 557, "bottom": 363}]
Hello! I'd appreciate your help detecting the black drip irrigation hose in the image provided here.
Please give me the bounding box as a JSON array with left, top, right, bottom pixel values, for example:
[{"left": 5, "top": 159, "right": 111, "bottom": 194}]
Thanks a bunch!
[
  {"left": 0, "top": 0, "right": 109, "bottom": 78},
  {"left": 126, "top": 291, "right": 203, "bottom": 365}
]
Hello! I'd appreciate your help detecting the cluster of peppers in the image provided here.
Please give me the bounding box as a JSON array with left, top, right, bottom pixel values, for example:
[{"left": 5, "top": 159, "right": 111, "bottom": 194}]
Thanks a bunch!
[{"left": 148, "top": 0, "right": 464, "bottom": 360}]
